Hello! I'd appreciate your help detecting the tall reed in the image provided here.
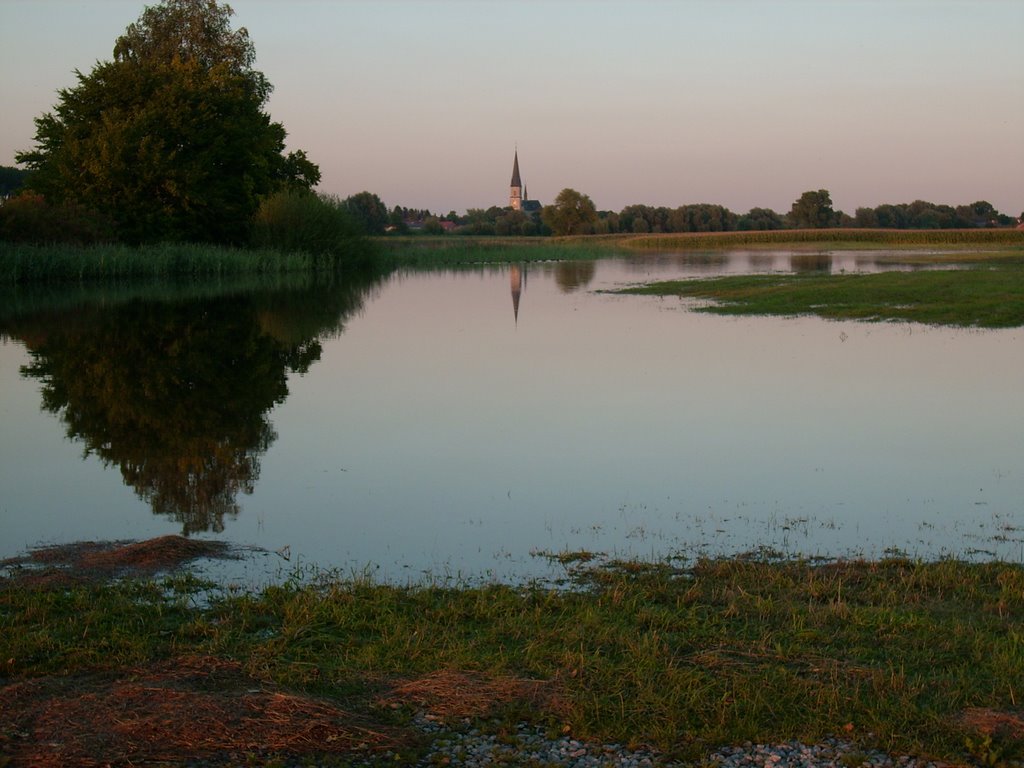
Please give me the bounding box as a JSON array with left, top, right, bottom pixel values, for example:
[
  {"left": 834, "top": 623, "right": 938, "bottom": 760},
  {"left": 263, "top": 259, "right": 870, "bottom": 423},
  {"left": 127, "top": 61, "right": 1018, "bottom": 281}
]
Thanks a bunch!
[{"left": 0, "top": 242, "right": 322, "bottom": 284}]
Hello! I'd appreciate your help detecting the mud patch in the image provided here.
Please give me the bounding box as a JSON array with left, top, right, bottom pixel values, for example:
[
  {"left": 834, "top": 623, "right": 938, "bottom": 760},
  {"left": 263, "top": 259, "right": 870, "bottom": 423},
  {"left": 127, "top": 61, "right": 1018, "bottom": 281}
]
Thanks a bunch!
[{"left": 0, "top": 535, "right": 237, "bottom": 587}]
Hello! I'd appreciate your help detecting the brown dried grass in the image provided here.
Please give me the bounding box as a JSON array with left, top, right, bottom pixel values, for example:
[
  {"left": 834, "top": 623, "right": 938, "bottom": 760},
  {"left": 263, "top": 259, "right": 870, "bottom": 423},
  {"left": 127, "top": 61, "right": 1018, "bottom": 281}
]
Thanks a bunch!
[
  {"left": 379, "top": 669, "right": 566, "bottom": 722},
  {"left": 0, "top": 655, "right": 402, "bottom": 767},
  {"left": 960, "top": 707, "right": 1024, "bottom": 739}
]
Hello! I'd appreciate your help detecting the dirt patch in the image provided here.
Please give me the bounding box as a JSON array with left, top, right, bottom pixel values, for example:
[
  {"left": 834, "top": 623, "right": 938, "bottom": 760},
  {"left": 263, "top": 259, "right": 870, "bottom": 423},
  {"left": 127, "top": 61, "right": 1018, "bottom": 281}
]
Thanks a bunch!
[
  {"left": 0, "top": 535, "right": 236, "bottom": 587},
  {"left": 0, "top": 655, "right": 403, "bottom": 767},
  {"left": 378, "top": 669, "right": 566, "bottom": 722}
]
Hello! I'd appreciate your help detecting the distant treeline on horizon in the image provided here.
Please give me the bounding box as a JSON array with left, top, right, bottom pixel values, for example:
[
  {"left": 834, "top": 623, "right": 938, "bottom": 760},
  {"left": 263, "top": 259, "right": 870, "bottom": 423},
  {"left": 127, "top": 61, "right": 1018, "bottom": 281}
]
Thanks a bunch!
[
  {"left": 390, "top": 193, "right": 1020, "bottom": 237},
  {"left": 1, "top": 164, "right": 1019, "bottom": 244}
]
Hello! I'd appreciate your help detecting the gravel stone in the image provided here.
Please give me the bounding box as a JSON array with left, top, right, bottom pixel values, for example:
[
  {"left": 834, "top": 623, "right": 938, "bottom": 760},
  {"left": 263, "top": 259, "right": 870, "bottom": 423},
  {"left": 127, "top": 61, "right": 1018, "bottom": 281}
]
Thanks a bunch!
[{"left": 401, "top": 717, "right": 951, "bottom": 768}]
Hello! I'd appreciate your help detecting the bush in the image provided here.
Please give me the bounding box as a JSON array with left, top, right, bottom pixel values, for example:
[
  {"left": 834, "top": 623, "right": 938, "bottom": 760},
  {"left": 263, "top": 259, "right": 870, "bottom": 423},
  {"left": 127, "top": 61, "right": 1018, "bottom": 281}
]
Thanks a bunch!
[
  {"left": 0, "top": 193, "right": 115, "bottom": 245},
  {"left": 251, "top": 191, "right": 367, "bottom": 265}
]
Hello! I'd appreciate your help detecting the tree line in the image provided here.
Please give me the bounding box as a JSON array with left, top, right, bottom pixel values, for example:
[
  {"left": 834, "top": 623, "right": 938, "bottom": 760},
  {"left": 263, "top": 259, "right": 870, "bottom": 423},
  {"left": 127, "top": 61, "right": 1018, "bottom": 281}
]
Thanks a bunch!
[
  {"left": 364, "top": 189, "right": 1021, "bottom": 238},
  {"left": 1, "top": 0, "right": 1017, "bottom": 249},
  {"left": 422, "top": 189, "right": 1020, "bottom": 237}
]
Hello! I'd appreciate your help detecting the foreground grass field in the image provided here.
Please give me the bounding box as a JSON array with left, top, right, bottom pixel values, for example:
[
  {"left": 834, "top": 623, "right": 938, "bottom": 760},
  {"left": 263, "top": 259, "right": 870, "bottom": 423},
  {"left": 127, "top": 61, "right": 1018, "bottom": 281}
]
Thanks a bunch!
[
  {"left": 619, "top": 255, "right": 1024, "bottom": 328},
  {"left": 2, "top": 543, "right": 1021, "bottom": 766}
]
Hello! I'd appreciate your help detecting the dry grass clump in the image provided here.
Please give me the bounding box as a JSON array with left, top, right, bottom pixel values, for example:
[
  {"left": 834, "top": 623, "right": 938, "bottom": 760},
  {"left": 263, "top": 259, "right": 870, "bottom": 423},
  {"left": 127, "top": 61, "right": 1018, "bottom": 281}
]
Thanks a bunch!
[
  {"left": 960, "top": 707, "right": 1024, "bottom": 739},
  {"left": 379, "top": 669, "right": 566, "bottom": 722},
  {"left": 0, "top": 655, "right": 401, "bottom": 767}
]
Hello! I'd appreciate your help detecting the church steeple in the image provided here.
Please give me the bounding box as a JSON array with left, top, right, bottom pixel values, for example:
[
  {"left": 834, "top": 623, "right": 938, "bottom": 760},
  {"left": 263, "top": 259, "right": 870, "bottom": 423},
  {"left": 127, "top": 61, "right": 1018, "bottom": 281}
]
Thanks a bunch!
[{"left": 509, "top": 148, "right": 522, "bottom": 211}]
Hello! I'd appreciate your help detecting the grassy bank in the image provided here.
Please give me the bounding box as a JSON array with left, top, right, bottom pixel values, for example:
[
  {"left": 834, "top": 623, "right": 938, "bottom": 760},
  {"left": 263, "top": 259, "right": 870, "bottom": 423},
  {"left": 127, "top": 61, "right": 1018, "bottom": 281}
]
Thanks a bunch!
[
  {"left": 377, "top": 229, "right": 1024, "bottom": 267},
  {"left": 618, "top": 256, "right": 1024, "bottom": 328},
  {"left": 6, "top": 231, "right": 1023, "bottom": 282},
  {"left": 617, "top": 228, "right": 1024, "bottom": 251},
  {"left": 0, "top": 241, "right": 374, "bottom": 284},
  {"left": 2, "top": 548, "right": 1021, "bottom": 765}
]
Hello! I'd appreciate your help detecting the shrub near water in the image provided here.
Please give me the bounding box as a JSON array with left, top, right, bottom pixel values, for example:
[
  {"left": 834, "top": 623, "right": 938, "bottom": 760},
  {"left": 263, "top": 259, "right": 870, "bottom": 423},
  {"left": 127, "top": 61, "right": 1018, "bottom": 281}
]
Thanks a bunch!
[
  {"left": 251, "top": 190, "right": 369, "bottom": 267},
  {"left": 0, "top": 193, "right": 115, "bottom": 245}
]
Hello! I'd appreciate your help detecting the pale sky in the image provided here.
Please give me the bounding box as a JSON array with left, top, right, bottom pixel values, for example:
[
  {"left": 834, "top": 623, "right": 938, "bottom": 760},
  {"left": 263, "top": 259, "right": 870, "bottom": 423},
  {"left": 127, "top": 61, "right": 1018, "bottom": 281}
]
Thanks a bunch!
[{"left": 1, "top": 0, "right": 1022, "bottom": 217}]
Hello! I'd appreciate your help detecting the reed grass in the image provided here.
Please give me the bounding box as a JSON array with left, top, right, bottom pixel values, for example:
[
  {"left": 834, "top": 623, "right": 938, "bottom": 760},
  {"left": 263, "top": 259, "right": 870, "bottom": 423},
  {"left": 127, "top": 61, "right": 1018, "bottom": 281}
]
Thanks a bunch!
[
  {"left": 7, "top": 231, "right": 1021, "bottom": 283},
  {"left": 0, "top": 241, "right": 364, "bottom": 284},
  {"left": 2, "top": 556, "right": 1020, "bottom": 764}
]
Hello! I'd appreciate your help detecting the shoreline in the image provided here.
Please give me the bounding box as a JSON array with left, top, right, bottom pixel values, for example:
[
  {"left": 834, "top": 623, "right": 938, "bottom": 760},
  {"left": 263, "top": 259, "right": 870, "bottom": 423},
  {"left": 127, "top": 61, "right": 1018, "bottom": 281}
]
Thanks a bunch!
[{"left": 2, "top": 537, "right": 1021, "bottom": 766}]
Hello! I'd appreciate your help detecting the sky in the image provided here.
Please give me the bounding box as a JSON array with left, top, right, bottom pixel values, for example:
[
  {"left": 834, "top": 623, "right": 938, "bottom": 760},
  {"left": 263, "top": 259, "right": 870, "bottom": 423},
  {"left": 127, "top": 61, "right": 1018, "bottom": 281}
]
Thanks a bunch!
[{"left": 1, "top": 0, "right": 1022, "bottom": 217}]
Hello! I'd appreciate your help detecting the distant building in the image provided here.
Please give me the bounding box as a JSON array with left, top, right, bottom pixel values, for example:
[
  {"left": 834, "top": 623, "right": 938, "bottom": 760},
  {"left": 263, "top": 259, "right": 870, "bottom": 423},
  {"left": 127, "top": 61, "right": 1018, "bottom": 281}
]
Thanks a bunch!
[{"left": 509, "top": 149, "right": 542, "bottom": 212}]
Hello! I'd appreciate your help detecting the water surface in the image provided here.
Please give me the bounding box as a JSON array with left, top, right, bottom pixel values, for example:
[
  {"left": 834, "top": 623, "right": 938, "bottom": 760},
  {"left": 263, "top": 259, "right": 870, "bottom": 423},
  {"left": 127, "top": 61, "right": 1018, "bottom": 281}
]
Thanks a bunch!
[{"left": 2, "top": 251, "right": 1021, "bottom": 583}]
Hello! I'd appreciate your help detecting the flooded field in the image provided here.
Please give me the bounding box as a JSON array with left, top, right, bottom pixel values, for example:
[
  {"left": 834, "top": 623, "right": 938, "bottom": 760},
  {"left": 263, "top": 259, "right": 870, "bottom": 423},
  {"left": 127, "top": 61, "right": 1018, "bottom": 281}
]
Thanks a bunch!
[{"left": 1, "top": 251, "right": 1021, "bottom": 584}]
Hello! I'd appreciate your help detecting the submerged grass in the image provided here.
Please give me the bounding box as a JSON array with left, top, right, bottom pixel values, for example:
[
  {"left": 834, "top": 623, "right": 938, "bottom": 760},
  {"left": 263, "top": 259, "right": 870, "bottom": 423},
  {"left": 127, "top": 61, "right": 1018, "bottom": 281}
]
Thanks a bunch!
[
  {"left": 2, "top": 555, "right": 1022, "bottom": 764},
  {"left": 619, "top": 257, "right": 1024, "bottom": 328}
]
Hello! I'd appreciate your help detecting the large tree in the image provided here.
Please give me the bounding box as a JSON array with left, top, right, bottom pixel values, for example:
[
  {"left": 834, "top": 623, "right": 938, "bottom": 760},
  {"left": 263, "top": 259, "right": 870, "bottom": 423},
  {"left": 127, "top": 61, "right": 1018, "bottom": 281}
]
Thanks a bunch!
[
  {"left": 541, "top": 188, "right": 598, "bottom": 236},
  {"left": 737, "top": 207, "right": 784, "bottom": 231},
  {"left": 789, "top": 189, "right": 835, "bottom": 229},
  {"left": 342, "top": 191, "right": 389, "bottom": 235},
  {"left": 16, "top": 0, "right": 318, "bottom": 244}
]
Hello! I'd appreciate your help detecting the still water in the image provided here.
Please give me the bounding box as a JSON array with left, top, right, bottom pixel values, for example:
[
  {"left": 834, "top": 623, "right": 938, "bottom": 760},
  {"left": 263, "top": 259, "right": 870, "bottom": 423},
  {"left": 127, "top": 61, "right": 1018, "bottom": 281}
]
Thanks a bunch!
[{"left": 1, "top": 251, "right": 1022, "bottom": 583}]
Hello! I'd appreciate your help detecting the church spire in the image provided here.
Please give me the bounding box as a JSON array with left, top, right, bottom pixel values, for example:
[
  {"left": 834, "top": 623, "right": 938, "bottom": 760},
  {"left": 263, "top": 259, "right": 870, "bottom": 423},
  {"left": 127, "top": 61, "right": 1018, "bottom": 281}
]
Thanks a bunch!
[
  {"left": 510, "top": 149, "right": 522, "bottom": 188},
  {"left": 509, "top": 148, "right": 523, "bottom": 211}
]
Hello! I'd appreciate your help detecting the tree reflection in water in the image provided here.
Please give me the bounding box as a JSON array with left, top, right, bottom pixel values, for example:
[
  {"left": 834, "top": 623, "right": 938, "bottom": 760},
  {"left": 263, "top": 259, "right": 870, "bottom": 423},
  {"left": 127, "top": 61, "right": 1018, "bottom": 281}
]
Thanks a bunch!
[
  {"left": 552, "top": 260, "right": 595, "bottom": 293},
  {"left": 4, "top": 273, "right": 382, "bottom": 534}
]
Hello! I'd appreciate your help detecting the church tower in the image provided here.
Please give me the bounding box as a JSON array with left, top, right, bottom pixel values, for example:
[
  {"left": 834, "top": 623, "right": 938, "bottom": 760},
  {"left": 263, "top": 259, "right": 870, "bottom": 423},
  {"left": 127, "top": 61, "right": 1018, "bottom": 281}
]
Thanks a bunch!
[{"left": 509, "top": 149, "right": 522, "bottom": 211}]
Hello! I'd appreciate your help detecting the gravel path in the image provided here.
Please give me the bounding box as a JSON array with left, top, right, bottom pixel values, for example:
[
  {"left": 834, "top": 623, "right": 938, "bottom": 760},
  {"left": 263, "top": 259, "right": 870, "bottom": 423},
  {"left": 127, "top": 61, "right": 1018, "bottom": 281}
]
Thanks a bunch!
[{"left": 407, "top": 717, "right": 951, "bottom": 768}]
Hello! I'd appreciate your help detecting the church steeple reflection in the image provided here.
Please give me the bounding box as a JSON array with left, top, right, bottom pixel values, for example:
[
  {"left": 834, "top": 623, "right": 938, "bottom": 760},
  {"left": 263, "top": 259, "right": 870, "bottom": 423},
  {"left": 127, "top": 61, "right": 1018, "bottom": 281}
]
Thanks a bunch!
[{"left": 510, "top": 263, "right": 525, "bottom": 325}]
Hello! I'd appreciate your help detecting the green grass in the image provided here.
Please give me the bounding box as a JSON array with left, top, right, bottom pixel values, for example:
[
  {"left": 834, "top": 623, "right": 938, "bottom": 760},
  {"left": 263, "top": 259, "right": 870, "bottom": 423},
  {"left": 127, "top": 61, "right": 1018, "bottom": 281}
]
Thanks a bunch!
[
  {"left": 618, "top": 258, "right": 1024, "bottom": 328},
  {"left": 2, "top": 557, "right": 1021, "bottom": 764},
  {"left": 0, "top": 241, "right": 373, "bottom": 284}
]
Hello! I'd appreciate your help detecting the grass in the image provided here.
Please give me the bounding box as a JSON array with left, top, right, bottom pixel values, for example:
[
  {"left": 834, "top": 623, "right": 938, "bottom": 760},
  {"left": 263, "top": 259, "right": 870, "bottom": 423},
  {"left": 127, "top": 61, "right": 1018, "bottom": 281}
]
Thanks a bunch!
[
  {"left": 0, "top": 241, "right": 373, "bottom": 284},
  {"left": 618, "top": 256, "right": 1024, "bottom": 328},
  {"left": 2, "top": 553, "right": 1022, "bottom": 765},
  {"left": 5, "top": 230, "right": 1023, "bottom": 282},
  {"left": 376, "top": 229, "right": 1024, "bottom": 268},
  {"left": 616, "top": 228, "right": 1024, "bottom": 251}
]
